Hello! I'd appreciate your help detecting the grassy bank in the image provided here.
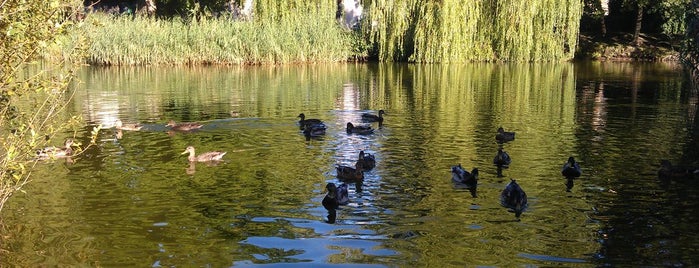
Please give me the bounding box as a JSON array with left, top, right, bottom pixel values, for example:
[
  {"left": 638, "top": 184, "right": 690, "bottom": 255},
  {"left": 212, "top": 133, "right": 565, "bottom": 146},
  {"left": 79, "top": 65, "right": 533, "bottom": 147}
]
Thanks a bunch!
[
  {"left": 576, "top": 33, "right": 682, "bottom": 61},
  {"left": 79, "top": 12, "right": 363, "bottom": 65}
]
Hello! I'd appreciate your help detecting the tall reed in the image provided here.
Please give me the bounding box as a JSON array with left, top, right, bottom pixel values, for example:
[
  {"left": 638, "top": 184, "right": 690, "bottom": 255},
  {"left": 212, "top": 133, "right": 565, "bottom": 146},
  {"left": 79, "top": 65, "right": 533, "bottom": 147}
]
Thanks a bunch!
[{"left": 81, "top": 3, "right": 360, "bottom": 65}]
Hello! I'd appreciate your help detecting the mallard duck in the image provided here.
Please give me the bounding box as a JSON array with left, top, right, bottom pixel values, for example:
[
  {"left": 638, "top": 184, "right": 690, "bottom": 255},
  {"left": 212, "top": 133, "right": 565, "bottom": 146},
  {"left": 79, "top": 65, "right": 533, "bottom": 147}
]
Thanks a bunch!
[
  {"left": 336, "top": 183, "right": 349, "bottom": 205},
  {"left": 167, "top": 120, "right": 204, "bottom": 131},
  {"left": 303, "top": 122, "right": 327, "bottom": 138},
  {"left": 115, "top": 119, "right": 143, "bottom": 131},
  {"left": 322, "top": 183, "right": 340, "bottom": 223},
  {"left": 298, "top": 113, "right": 323, "bottom": 130},
  {"left": 451, "top": 164, "right": 478, "bottom": 197},
  {"left": 361, "top": 110, "right": 386, "bottom": 122},
  {"left": 37, "top": 139, "right": 75, "bottom": 159},
  {"left": 493, "top": 148, "right": 512, "bottom": 168},
  {"left": 500, "top": 179, "right": 528, "bottom": 219},
  {"left": 561, "top": 156, "right": 582, "bottom": 179},
  {"left": 346, "top": 122, "right": 374, "bottom": 135},
  {"left": 181, "top": 146, "right": 226, "bottom": 162},
  {"left": 495, "top": 127, "right": 515, "bottom": 143},
  {"left": 336, "top": 164, "right": 364, "bottom": 181},
  {"left": 355, "top": 150, "right": 376, "bottom": 171},
  {"left": 658, "top": 160, "right": 698, "bottom": 180}
]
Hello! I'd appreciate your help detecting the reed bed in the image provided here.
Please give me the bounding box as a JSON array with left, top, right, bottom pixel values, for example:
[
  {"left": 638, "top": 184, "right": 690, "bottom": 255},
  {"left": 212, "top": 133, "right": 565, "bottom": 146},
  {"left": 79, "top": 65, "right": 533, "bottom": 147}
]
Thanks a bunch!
[{"left": 81, "top": 11, "right": 360, "bottom": 65}]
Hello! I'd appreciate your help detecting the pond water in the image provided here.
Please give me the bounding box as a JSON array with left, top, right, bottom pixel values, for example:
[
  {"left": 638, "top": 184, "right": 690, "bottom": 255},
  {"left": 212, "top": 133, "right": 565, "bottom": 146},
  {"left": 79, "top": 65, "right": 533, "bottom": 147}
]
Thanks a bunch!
[{"left": 2, "top": 62, "right": 698, "bottom": 267}]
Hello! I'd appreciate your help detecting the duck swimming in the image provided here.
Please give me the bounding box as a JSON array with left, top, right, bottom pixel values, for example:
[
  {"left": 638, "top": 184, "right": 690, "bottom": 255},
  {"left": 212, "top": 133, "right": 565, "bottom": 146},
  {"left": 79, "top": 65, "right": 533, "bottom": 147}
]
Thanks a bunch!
[
  {"left": 561, "top": 157, "right": 582, "bottom": 179},
  {"left": 37, "top": 139, "right": 75, "bottom": 159},
  {"left": 493, "top": 148, "right": 512, "bottom": 177},
  {"left": 495, "top": 127, "right": 515, "bottom": 143},
  {"left": 167, "top": 120, "right": 204, "bottom": 131},
  {"left": 336, "top": 164, "right": 364, "bottom": 181},
  {"left": 355, "top": 150, "right": 376, "bottom": 171},
  {"left": 303, "top": 122, "right": 327, "bottom": 138},
  {"left": 181, "top": 146, "right": 226, "bottom": 162},
  {"left": 346, "top": 122, "right": 374, "bottom": 135},
  {"left": 115, "top": 119, "right": 143, "bottom": 131},
  {"left": 658, "top": 160, "right": 698, "bottom": 180},
  {"left": 500, "top": 179, "right": 528, "bottom": 219},
  {"left": 493, "top": 148, "right": 512, "bottom": 167},
  {"left": 451, "top": 164, "right": 478, "bottom": 197},
  {"left": 361, "top": 110, "right": 385, "bottom": 123},
  {"left": 298, "top": 113, "right": 323, "bottom": 130},
  {"left": 322, "top": 183, "right": 342, "bottom": 223}
]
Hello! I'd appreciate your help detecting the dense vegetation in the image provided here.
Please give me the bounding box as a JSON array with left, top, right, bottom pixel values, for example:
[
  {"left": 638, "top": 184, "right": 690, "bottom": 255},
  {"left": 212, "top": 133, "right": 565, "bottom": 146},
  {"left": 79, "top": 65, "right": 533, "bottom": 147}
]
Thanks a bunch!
[{"left": 0, "top": 0, "right": 96, "bottom": 212}]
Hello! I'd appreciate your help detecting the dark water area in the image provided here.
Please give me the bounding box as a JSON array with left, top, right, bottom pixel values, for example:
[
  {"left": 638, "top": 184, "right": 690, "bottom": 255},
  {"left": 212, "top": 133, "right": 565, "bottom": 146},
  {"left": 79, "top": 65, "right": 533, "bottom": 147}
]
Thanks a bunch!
[{"left": 1, "top": 62, "right": 697, "bottom": 267}]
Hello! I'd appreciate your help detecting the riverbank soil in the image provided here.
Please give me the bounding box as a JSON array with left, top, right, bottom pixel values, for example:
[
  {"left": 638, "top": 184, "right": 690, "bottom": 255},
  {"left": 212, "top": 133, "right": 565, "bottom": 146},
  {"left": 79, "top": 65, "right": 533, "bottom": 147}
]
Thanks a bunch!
[{"left": 576, "top": 32, "right": 682, "bottom": 61}]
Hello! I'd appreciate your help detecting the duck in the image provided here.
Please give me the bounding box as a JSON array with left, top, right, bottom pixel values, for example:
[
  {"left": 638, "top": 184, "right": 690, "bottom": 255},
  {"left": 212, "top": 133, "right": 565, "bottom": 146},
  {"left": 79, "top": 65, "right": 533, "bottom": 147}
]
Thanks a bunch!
[
  {"left": 37, "top": 139, "right": 75, "bottom": 159},
  {"left": 495, "top": 127, "right": 515, "bottom": 143},
  {"left": 303, "top": 122, "right": 327, "bottom": 138},
  {"left": 355, "top": 150, "right": 376, "bottom": 171},
  {"left": 658, "top": 160, "right": 698, "bottom": 180},
  {"left": 361, "top": 110, "right": 386, "bottom": 123},
  {"left": 115, "top": 119, "right": 143, "bottom": 131},
  {"left": 500, "top": 179, "right": 528, "bottom": 219},
  {"left": 336, "top": 164, "right": 364, "bottom": 181},
  {"left": 493, "top": 148, "right": 512, "bottom": 168},
  {"left": 493, "top": 148, "right": 512, "bottom": 177},
  {"left": 346, "top": 122, "right": 374, "bottom": 135},
  {"left": 322, "top": 183, "right": 340, "bottom": 223},
  {"left": 181, "top": 146, "right": 226, "bottom": 162},
  {"left": 167, "top": 120, "right": 203, "bottom": 131},
  {"left": 561, "top": 156, "right": 582, "bottom": 179},
  {"left": 336, "top": 183, "right": 349, "bottom": 205},
  {"left": 298, "top": 113, "right": 323, "bottom": 130},
  {"left": 451, "top": 164, "right": 478, "bottom": 197}
]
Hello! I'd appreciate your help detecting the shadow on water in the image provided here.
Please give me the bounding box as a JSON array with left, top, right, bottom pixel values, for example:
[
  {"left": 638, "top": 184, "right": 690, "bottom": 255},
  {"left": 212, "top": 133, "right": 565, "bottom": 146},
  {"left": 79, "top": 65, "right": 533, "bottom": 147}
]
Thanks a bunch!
[
  {"left": 575, "top": 62, "right": 699, "bottom": 267},
  {"left": 2, "top": 62, "right": 698, "bottom": 267}
]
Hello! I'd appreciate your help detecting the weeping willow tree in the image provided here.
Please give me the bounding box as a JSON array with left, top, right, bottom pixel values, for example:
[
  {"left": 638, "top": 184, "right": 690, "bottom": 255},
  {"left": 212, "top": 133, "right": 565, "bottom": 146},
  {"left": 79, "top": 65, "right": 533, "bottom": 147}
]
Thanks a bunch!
[{"left": 363, "top": 0, "right": 582, "bottom": 62}]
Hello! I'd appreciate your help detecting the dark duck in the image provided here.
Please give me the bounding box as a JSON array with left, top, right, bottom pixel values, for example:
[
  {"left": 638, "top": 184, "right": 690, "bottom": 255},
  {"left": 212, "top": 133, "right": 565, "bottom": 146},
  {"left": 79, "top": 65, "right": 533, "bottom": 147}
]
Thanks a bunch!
[
  {"left": 298, "top": 113, "right": 323, "bottom": 130},
  {"left": 495, "top": 127, "right": 515, "bottom": 143},
  {"left": 355, "top": 150, "right": 376, "bottom": 171},
  {"left": 322, "top": 183, "right": 349, "bottom": 223},
  {"left": 500, "top": 179, "right": 528, "bottom": 219},
  {"left": 658, "top": 160, "right": 698, "bottom": 180},
  {"left": 346, "top": 122, "right": 374, "bottom": 135},
  {"left": 451, "top": 164, "right": 479, "bottom": 197},
  {"left": 361, "top": 110, "right": 385, "bottom": 123},
  {"left": 336, "top": 164, "right": 364, "bottom": 182},
  {"left": 303, "top": 122, "right": 327, "bottom": 140},
  {"left": 561, "top": 156, "right": 582, "bottom": 191},
  {"left": 493, "top": 148, "right": 512, "bottom": 177}
]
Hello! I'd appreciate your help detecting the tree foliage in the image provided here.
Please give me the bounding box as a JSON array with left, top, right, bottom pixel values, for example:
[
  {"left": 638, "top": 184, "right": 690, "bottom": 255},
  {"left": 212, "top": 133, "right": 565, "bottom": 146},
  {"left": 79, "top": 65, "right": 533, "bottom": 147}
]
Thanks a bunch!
[
  {"left": 362, "top": 0, "right": 582, "bottom": 62},
  {"left": 0, "top": 0, "right": 97, "bottom": 212}
]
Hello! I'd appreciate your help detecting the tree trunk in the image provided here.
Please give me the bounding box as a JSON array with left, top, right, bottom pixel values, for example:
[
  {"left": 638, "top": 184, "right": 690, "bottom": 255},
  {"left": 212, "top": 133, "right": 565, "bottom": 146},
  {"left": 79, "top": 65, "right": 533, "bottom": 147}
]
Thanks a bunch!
[
  {"left": 633, "top": 3, "right": 643, "bottom": 45},
  {"left": 599, "top": 0, "right": 608, "bottom": 37}
]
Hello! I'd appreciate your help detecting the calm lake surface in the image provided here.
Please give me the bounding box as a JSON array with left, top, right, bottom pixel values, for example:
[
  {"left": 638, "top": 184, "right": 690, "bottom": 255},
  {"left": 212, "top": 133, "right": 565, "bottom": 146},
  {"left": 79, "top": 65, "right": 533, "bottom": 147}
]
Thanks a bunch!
[{"left": 2, "top": 62, "right": 698, "bottom": 267}]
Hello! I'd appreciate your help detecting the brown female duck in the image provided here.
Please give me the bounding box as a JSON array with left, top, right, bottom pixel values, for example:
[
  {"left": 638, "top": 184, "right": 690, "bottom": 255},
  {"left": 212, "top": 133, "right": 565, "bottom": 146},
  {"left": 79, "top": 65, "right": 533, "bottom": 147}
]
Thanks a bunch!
[
  {"left": 115, "top": 119, "right": 143, "bottom": 131},
  {"left": 167, "top": 120, "right": 204, "bottom": 131},
  {"left": 181, "top": 146, "right": 226, "bottom": 162},
  {"left": 37, "top": 139, "right": 75, "bottom": 159}
]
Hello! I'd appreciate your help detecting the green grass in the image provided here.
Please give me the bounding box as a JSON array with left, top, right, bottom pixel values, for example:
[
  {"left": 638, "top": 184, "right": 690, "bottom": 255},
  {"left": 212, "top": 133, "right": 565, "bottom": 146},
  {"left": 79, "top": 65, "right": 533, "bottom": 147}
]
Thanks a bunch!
[{"left": 80, "top": 12, "right": 363, "bottom": 65}]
